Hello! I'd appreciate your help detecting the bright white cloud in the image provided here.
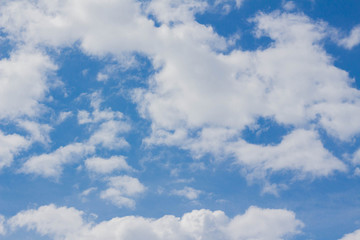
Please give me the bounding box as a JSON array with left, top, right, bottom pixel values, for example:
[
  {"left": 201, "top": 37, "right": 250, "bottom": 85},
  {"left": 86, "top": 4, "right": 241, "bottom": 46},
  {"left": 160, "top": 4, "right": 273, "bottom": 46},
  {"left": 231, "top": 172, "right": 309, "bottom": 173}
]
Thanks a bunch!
[
  {"left": 79, "top": 92, "right": 131, "bottom": 150},
  {"left": 100, "top": 175, "right": 146, "bottom": 209},
  {"left": 1, "top": 0, "right": 359, "bottom": 182},
  {"left": 8, "top": 204, "right": 303, "bottom": 240},
  {"left": 21, "top": 92, "right": 130, "bottom": 178},
  {"left": 8, "top": 204, "right": 88, "bottom": 240},
  {"left": 339, "top": 229, "right": 360, "bottom": 240},
  {"left": 135, "top": 11, "right": 358, "bottom": 179},
  {"left": 0, "top": 48, "right": 57, "bottom": 119},
  {"left": 338, "top": 25, "right": 360, "bottom": 49},
  {"left": 171, "top": 186, "right": 202, "bottom": 200},
  {"left": 0, "top": 131, "right": 29, "bottom": 170},
  {"left": 227, "top": 129, "right": 347, "bottom": 179},
  {"left": 21, "top": 142, "right": 95, "bottom": 178},
  {"left": 17, "top": 120, "right": 52, "bottom": 144},
  {"left": 88, "top": 120, "right": 130, "bottom": 150},
  {"left": 85, "top": 156, "right": 131, "bottom": 174}
]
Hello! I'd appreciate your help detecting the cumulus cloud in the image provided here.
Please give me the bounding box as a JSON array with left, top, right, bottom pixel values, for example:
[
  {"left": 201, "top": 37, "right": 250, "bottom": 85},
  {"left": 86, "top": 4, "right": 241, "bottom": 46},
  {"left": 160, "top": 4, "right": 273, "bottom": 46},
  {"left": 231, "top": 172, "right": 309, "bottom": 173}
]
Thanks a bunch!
[
  {"left": 1, "top": 0, "right": 359, "bottom": 182},
  {"left": 100, "top": 176, "right": 146, "bottom": 209},
  {"left": 85, "top": 156, "right": 131, "bottom": 174},
  {"left": 0, "top": 48, "right": 57, "bottom": 119},
  {"left": 227, "top": 129, "right": 347, "bottom": 179},
  {"left": 339, "top": 229, "right": 360, "bottom": 240},
  {"left": 21, "top": 142, "right": 95, "bottom": 179},
  {"left": 21, "top": 92, "right": 130, "bottom": 178},
  {"left": 17, "top": 120, "right": 52, "bottom": 144},
  {"left": 8, "top": 205, "right": 88, "bottom": 240},
  {"left": 135, "top": 11, "right": 358, "bottom": 180},
  {"left": 337, "top": 25, "right": 360, "bottom": 49},
  {"left": 0, "top": 131, "right": 30, "bottom": 170},
  {"left": 8, "top": 204, "right": 303, "bottom": 240}
]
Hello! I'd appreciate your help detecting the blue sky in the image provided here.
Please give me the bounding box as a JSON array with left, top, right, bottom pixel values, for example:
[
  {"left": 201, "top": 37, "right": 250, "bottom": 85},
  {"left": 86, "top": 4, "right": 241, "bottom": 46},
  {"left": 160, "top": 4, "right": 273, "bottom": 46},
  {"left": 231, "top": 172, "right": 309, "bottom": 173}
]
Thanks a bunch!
[{"left": 0, "top": 0, "right": 360, "bottom": 239}]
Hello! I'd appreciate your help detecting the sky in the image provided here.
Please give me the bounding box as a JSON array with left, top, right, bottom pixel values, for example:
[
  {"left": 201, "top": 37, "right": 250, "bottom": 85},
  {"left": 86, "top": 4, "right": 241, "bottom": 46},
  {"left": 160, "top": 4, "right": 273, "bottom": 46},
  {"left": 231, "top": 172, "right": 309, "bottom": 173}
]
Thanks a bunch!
[{"left": 0, "top": 0, "right": 360, "bottom": 239}]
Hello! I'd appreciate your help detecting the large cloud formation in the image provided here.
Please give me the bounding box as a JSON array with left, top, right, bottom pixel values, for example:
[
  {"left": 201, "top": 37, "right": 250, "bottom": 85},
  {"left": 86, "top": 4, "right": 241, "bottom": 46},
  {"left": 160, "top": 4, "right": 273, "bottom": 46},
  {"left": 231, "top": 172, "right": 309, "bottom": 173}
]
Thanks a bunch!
[
  {"left": 7, "top": 204, "right": 303, "bottom": 240},
  {"left": 0, "top": 0, "right": 357, "bottom": 181}
]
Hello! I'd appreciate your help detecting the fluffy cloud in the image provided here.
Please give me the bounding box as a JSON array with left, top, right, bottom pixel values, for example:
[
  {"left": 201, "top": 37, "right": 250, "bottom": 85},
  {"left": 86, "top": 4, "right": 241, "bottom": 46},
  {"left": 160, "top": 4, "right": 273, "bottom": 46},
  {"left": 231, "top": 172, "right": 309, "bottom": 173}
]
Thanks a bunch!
[
  {"left": 85, "top": 156, "right": 131, "bottom": 174},
  {"left": 227, "top": 129, "right": 347, "bottom": 179},
  {"left": 8, "top": 204, "right": 303, "bottom": 240},
  {"left": 21, "top": 142, "right": 95, "bottom": 178},
  {"left": 17, "top": 120, "right": 52, "bottom": 144},
  {"left": 1, "top": 0, "right": 359, "bottom": 182},
  {"left": 100, "top": 176, "right": 146, "bottom": 209},
  {"left": 21, "top": 92, "right": 130, "bottom": 178},
  {"left": 8, "top": 205, "right": 88, "bottom": 240},
  {"left": 0, "top": 131, "right": 29, "bottom": 170},
  {"left": 338, "top": 25, "right": 360, "bottom": 49},
  {"left": 135, "top": 11, "right": 358, "bottom": 179},
  {"left": 339, "top": 229, "right": 360, "bottom": 240},
  {"left": 0, "top": 48, "right": 57, "bottom": 119}
]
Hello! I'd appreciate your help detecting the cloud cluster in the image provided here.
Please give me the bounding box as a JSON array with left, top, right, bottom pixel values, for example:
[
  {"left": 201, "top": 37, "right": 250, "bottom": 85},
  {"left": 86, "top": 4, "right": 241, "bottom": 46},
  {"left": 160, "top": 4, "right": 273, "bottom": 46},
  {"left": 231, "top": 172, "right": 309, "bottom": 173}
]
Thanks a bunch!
[
  {"left": 0, "top": 0, "right": 359, "bottom": 184},
  {"left": 7, "top": 204, "right": 303, "bottom": 240},
  {"left": 20, "top": 92, "right": 131, "bottom": 179}
]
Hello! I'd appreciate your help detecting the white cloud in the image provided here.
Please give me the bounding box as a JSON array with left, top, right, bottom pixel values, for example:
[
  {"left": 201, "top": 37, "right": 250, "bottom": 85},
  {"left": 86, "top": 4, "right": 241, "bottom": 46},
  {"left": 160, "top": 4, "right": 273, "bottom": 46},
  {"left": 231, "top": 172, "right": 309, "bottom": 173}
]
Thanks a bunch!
[
  {"left": 0, "top": 48, "right": 57, "bottom": 120},
  {"left": 282, "top": 1, "right": 296, "bottom": 11},
  {"left": 134, "top": 11, "right": 358, "bottom": 180},
  {"left": 100, "top": 175, "right": 146, "bottom": 209},
  {"left": 338, "top": 25, "right": 360, "bottom": 49},
  {"left": 227, "top": 129, "right": 347, "bottom": 179},
  {"left": 225, "top": 206, "right": 303, "bottom": 240},
  {"left": 21, "top": 92, "right": 130, "bottom": 178},
  {"left": 8, "top": 204, "right": 88, "bottom": 240},
  {"left": 352, "top": 148, "right": 360, "bottom": 168},
  {"left": 8, "top": 204, "right": 303, "bottom": 240},
  {"left": 0, "top": 131, "right": 30, "bottom": 170},
  {"left": 85, "top": 156, "right": 131, "bottom": 174},
  {"left": 1, "top": 1, "right": 359, "bottom": 182},
  {"left": 171, "top": 186, "right": 202, "bottom": 200},
  {"left": 57, "top": 111, "right": 73, "bottom": 124},
  {"left": 147, "top": 0, "right": 208, "bottom": 25},
  {"left": 339, "top": 229, "right": 360, "bottom": 240},
  {"left": 88, "top": 120, "right": 130, "bottom": 150},
  {"left": 21, "top": 143, "right": 95, "bottom": 179},
  {"left": 17, "top": 120, "right": 52, "bottom": 144},
  {"left": 234, "top": 0, "right": 245, "bottom": 8},
  {"left": 80, "top": 187, "right": 97, "bottom": 197},
  {"left": 78, "top": 92, "right": 131, "bottom": 150},
  {"left": 96, "top": 73, "right": 109, "bottom": 82}
]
